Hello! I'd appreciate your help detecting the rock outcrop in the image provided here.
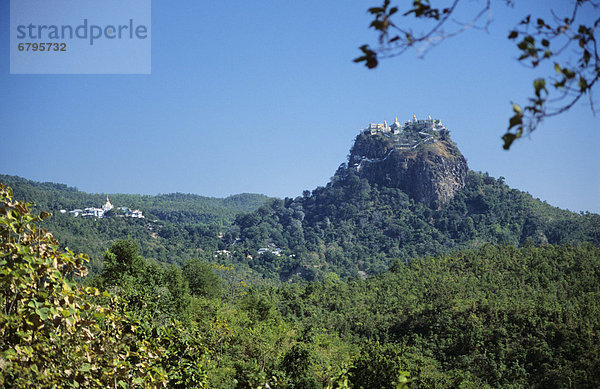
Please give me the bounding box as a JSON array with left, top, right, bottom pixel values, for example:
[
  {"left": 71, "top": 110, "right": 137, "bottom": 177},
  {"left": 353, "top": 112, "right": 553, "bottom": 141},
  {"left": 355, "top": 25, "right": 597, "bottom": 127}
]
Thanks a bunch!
[{"left": 343, "top": 120, "right": 468, "bottom": 207}]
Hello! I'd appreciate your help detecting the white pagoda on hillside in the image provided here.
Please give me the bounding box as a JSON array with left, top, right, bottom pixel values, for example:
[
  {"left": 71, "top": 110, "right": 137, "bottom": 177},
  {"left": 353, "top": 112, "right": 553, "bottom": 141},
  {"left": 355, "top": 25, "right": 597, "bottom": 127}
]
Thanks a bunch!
[
  {"left": 102, "top": 195, "right": 114, "bottom": 212},
  {"left": 67, "top": 195, "right": 143, "bottom": 219}
]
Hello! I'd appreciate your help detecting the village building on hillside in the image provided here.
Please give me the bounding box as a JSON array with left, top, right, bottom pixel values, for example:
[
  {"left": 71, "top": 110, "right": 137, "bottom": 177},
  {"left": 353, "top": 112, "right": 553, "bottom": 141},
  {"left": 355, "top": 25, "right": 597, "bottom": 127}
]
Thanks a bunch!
[
  {"left": 68, "top": 209, "right": 83, "bottom": 217},
  {"left": 66, "top": 195, "right": 144, "bottom": 219},
  {"left": 82, "top": 207, "right": 104, "bottom": 217}
]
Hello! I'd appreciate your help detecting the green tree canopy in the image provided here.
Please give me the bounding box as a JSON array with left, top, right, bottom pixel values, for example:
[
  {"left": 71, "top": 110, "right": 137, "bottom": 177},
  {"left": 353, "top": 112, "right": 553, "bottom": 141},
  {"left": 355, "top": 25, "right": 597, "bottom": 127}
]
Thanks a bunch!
[
  {"left": 183, "top": 258, "right": 222, "bottom": 298},
  {"left": 102, "top": 239, "right": 146, "bottom": 282},
  {"left": 0, "top": 184, "right": 172, "bottom": 387}
]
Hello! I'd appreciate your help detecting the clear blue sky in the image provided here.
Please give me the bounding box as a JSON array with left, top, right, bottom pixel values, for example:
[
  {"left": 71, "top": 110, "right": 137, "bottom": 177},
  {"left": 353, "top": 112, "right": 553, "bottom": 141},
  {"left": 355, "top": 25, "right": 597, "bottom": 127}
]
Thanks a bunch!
[{"left": 1, "top": 1, "right": 598, "bottom": 213}]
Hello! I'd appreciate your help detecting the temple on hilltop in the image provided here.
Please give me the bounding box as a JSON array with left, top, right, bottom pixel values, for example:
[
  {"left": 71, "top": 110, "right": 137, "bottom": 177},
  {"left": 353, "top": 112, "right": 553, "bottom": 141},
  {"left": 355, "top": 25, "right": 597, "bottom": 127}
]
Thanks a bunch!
[
  {"left": 66, "top": 195, "right": 144, "bottom": 219},
  {"left": 364, "top": 114, "right": 445, "bottom": 135},
  {"left": 102, "top": 195, "right": 113, "bottom": 212}
]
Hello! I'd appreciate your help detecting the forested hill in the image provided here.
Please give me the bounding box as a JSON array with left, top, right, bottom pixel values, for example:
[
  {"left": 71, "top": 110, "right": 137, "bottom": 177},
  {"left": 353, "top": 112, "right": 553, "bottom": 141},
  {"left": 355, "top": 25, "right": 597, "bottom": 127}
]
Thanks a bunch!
[
  {"left": 223, "top": 127, "right": 600, "bottom": 281},
  {"left": 3, "top": 182, "right": 600, "bottom": 387},
  {"left": 2, "top": 117, "right": 599, "bottom": 284},
  {"left": 0, "top": 174, "right": 268, "bottom": 224},
  {"left": 0, "top": 174, "right": 270, "bottom": 274}
]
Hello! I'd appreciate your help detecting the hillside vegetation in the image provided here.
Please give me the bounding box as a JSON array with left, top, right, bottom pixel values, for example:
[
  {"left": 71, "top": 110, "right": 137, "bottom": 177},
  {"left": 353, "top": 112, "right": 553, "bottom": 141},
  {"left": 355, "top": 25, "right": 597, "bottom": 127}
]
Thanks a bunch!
[
  {"left": 2, "top": 183, "right": 599, "bottom": 387},
  {"left": 225, "top": 170, "right": 599, "bottom": 281},
  {"left": 3, "top": 148, "right": 599, "bottom": 283},
  {"left": 0, "top": 174, "right": 269, "bottom": 275},
  {"left": 2, "top": 123, "right": 599, "bottom": 385}
]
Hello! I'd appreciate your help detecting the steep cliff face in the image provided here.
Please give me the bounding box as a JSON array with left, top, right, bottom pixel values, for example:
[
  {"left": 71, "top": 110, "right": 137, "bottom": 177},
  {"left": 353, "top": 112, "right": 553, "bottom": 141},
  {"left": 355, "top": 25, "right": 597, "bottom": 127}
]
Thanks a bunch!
[{"left": 345, "top": 129, "right": 468, "bottom": 207}]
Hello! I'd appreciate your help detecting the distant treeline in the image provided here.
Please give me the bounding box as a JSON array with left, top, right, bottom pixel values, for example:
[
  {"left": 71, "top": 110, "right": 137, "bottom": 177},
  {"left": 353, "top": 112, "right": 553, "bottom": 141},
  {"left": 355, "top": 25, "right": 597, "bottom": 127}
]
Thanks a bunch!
[
  {"left": 0, "top": 174, "right": 269, "bottom": 275},
  {"left": 2, "top": 172, "right": 598, "bottom": 283}
]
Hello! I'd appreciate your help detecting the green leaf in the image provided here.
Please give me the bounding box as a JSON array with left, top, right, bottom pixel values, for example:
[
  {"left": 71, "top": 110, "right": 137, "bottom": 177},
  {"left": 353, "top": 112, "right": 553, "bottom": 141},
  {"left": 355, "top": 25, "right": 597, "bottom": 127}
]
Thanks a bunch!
[
  {"left": 533, "top": 78, "right": 546, "bottom": 96},
  {"left": 502, "top": 133, "right": 518, "bottom": 150},
  {"left": 534, "top": 78, "right": 545, "bottom": 89},
  {"left": 512, "top": 103, "right": 522, "bottom": 114},
  {"left": 368, "top": 7, "right": 384, "bottom": 14},
  {"left": 509, "top": 115, "right": 522, "bottom": 129},
  {"left": 80, "top": 363, "right": 92, "bottom": 372},
  {"left": 36, "top": 307, "right": 49, "bottom": 320}
]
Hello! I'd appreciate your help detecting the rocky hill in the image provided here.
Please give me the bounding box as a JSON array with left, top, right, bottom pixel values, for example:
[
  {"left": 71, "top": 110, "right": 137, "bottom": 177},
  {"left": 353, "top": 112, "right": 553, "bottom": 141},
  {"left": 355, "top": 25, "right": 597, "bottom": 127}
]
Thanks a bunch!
[
  {"left": 222, "top": 117, "right": 600, "bottom": 280},
  {"left": 2, "top": 119, "right": 599, "bottom": 282},
  {"left": 343, "top": 116, "right": 467, "bottom": 206}
]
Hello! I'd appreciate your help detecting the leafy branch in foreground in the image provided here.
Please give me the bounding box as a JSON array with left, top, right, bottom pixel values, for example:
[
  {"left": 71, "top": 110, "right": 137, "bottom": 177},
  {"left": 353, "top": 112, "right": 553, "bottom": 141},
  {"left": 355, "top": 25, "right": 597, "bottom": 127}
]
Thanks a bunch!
[
  {"left": 355, "top": 0, "right": 600, "bottom": 149},
  {"left": 0, "top": 183, "right": 210, "bottom": 388}
]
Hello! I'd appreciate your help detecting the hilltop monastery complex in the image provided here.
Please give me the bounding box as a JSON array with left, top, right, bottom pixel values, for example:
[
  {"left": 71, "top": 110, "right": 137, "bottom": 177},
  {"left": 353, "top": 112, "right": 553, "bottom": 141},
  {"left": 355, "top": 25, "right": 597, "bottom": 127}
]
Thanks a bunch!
[
  {"left": 61, "top": 196, "right": 144, "bottom": 219},
  {"left": 364, "top": 114, "right": 446, "bottom": 135}
]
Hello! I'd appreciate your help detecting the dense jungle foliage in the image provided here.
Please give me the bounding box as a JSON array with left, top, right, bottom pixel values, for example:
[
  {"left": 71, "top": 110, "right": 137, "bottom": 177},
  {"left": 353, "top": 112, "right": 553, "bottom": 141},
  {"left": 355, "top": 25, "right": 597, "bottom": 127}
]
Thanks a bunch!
[
  {"left": 224, "top": 170, "right": 600, "bottom": 281},
  {"left": 1, "top": 183, "right": 599, "bottom": 388}
]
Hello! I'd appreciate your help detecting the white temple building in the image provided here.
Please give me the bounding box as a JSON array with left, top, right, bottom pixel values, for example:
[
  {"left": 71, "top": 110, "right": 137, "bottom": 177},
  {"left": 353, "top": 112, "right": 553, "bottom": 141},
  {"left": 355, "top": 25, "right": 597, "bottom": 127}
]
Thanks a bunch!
[
  {"left": 102, "top": 195, "right": 113, "bottom": 212},
  {"left": 67, "top": 195, "right": 143, "bottom": 219},
  {"left": 364, "top": 114, "right": 445, "bottom": 135}
]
